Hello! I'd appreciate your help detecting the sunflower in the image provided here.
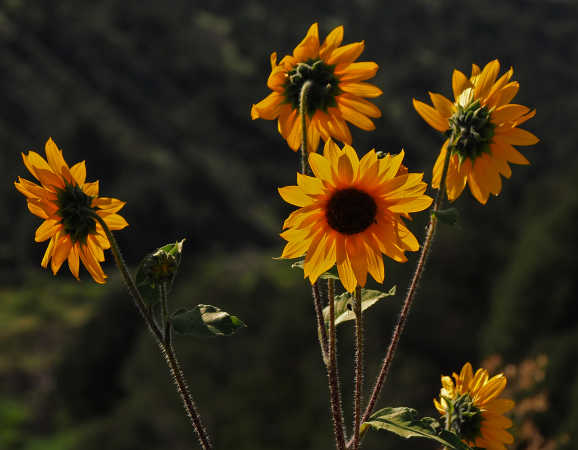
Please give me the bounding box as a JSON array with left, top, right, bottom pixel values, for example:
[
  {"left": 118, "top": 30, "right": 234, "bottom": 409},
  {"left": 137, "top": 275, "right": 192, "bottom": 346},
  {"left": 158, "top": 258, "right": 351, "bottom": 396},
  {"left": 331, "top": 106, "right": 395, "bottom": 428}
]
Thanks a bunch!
[
  {"left": 251, "top": 23, "right": 382, "bottom": 153},
  {"left": 14, "top": 138, "right": 128, "bottom": 284},
  {"left": 278, "top": 140, "right": 432, "bottom": 292},
  {"left": 413, "top": 59, "right": 538, "bottom": 204},
  {"left": 434, "top": 362, "right": 515, "bottom": 450}
]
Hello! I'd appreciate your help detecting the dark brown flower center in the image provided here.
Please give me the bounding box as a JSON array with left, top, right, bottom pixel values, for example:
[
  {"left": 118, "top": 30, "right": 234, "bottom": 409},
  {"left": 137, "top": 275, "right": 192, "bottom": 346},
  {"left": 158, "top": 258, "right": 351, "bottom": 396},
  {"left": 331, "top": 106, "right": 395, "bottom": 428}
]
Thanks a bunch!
[
  {"left": 56, "top": 182, "right": 97, "bottom": 244},
  {"left": 326, "top": 188, "right": 377, "bottom": 235}
]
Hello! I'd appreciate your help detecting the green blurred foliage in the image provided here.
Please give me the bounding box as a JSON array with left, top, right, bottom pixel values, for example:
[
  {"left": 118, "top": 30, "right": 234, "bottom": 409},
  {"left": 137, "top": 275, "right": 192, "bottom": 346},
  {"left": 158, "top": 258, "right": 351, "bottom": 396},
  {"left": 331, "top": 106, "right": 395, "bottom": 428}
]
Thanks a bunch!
[{"left": 2, "top": 0, "right": 577, "bottom": 448}]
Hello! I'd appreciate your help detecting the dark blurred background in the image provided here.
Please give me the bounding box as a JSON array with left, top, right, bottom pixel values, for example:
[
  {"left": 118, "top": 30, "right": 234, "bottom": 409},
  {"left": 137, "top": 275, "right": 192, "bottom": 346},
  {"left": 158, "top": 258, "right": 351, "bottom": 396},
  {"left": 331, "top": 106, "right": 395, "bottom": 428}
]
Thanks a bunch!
[{"left": 1, "top": 0, "right": 576, "bottom": 449}]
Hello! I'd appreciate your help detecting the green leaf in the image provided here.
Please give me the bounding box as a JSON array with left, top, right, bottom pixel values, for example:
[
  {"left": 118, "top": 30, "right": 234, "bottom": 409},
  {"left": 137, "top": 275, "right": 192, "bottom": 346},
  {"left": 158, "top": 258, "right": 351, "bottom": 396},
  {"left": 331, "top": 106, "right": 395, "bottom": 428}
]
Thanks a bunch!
[
  {"left": 171, "top": 304, "right": 246, "bottom": 337},
  {"left": 432, "top": 207, "right": 460, "bottom": 226},
  {"left": 290, "top": 259, "right": 339, "bottom": 280},
  {"left": 364, "top": 407, "right": 472, "bottom": 449},
  {"left": 135, "top": 239, "right": 186, "bottom": 306},
  {"left": 322, "top": 287, "right": 396, "bottom": 328}
]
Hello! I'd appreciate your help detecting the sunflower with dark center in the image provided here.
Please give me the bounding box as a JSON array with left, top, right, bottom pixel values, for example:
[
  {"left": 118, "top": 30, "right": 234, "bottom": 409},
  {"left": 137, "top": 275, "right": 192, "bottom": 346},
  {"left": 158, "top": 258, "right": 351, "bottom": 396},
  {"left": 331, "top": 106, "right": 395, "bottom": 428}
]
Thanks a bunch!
[
  {"left": 251, "top": 23, "right": 382, "bottom": 153},
  {"left": 435, "top": 363, "right": 515, "bottom": 450},
  {"left": 413, "top": 59, "right": 539, "bottom": 204},
  {"left": 278, "top": 140, "right": 432, "bottom": 293},
  {"left": 15, "top": 138, "right": 128, "bottom": 284}
]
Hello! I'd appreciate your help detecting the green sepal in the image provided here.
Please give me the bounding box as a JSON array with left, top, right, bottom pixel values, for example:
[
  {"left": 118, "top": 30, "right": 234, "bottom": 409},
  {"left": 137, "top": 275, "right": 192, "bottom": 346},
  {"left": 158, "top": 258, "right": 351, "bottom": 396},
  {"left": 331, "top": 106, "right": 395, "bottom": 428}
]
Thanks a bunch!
[
  {"left": 171, "top": 304, "right": 246, "bottom": 337},
  {"left": 322, "top": 287, "right": 396, "bottom": 328},
  {"left": 290, "top": 259, "right": 339, "bottom": 280},
  {"left": 135, "top": 239, "right": 185, "bottom": 306},
  {"left": 432, "top": 208, "right": 460, "bottom": 226},
  {"left": 363, "top": 407, "right": 472, "bottom": 450}
]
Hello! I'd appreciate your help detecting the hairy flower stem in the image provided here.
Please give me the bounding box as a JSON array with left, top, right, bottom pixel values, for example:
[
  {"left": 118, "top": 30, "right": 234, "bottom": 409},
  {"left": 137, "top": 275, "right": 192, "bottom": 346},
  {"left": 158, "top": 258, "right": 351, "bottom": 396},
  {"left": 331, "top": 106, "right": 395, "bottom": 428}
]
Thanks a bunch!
[
  {"left": 299, "top": 80, "right": 314, "bottom": 174},
  {"left": 328, "top": 279, "right": 347, "bottom": 450},
  {"left": 352, "top": 287, "right": 364, "bottom": 450},
  {"left": 301, "top": 80, "right": 345, "bottom": 449},
  {"left": 94, "top": 215, "right": 213, "bottom": 450},
  {"left": 351, "top": 147, "right": 452, "bottom": 447},
  {"left": 312, "top": 282, "right": 329, "bottom": 363}
]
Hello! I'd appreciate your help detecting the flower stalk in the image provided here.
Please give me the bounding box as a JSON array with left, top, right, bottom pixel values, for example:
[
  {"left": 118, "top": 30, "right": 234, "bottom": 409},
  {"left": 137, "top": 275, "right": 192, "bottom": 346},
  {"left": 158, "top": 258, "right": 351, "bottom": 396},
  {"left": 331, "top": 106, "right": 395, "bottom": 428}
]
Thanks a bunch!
[
  {"left": 93, "top": 214, "right": 213, "bottom": 450},
  {"left": 299, "top": 79, "right": 314, "bottom": 173},
  {"left": 352, "top": 286, "right": 364, "bottom": 450},
  {"left": 353, "top": 143, "right": 452, "bottom": 445},
  {"left": 328, "top": 278, "right": 347, "bottom": 450}
]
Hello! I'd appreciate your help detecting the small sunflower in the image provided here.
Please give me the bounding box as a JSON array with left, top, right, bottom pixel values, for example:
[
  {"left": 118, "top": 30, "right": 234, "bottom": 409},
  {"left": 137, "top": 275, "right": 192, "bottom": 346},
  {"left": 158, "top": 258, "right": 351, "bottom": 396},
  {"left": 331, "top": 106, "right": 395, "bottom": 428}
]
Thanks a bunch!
[
  {"left": 251, "top": 23, "right": 382, "bottom": 152},
  {"left": 278, "top": 140, "right": 432, "bottom": 292},
  {"left": 413, "top": 59, "right": 539, "bottom": 204},
  {"left": 435, "top": 362, "right": 515, "bottom": 450},
  {"left": 14, "top": 138, "right": 128, "bottom": 284}
]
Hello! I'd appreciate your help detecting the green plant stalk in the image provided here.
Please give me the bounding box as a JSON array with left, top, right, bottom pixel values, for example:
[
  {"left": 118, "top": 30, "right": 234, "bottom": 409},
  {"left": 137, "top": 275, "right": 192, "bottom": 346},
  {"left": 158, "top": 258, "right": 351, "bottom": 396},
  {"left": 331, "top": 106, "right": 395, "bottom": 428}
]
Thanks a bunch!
[
  {"left": 351, "top": 286, "right": 364, "bottom": 450},
  {"left": 299, "top": 80, "right": 314, "bottom": 173},
  {"left": 351, "top": 145, "right": 452, "bottom": 447},
  {"left": 94, "top": 215, "right": 213, "bottom": 450},
  {"left": 328, "top": 278, "right": 347, "bottom": 450},
  {"left": 160, "top": 281, "right": 169, "bottom": 339},
  {"left": 300, "top": 80, "right": 346, "bottom": 450},
  {"left": 312, "top": 282, "right": 329, "bottom": 364}
]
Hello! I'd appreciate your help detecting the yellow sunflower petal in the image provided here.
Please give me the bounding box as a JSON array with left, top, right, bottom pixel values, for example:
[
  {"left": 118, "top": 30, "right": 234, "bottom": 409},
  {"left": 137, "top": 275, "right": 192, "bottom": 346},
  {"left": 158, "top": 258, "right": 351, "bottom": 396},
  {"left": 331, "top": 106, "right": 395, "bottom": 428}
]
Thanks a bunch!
[
  {"left": 338, "top": 102, "right": 376, "bottom": 131},
  {"left": 491, "top": 138, "right": 530, "bottom": 165},
  {"left": 251, "top": 92, "right": 284, "bottom": 120},
  {"left": 70, "top": 161, "right": 87, "bottom": 185},
  {"left": 92, "top": 197, "right": 127, "bottom": 214},
  {"left": 51, "top": 234, "right": 72, "bottom": 275},
  {"left": 83, "top": 181, "right": 100, "bottom": 196},
  {"left": 41, "top": 234, "right": 57, "bottom": 268},
  {"left": 293, "top": 23, "right": 319, "bottom": 60},
  {"left": 336, "top": 237, "right": 357, "bottom": 293},
  {"left": 428, "top": 92, "right": 455, "bottom": 118},
  {"left": 452, "top": 69, "right": 471, "bottom": 100},
  {"left": 474, "top": 59, "right": 500, "bottom": 100},
  {"left": 412, "top": 99, "right": 449, "bottom": 132},
  {"left": 337, "top": 94, "right": 381, "bottom": 118},
  {"left": 35, "top": 219, "right": 62, "bottom": 242},
  {"left": 68, "top": 243, "right": 80, "bottom": 280},
  {"left": 79, "top": 245, "right": 107, "bottom": 284},
  {"left": 309, "top": 152, "right": 333, "bottom": 182},
  {"left": 278, "top": 185, "right": 314, "bottom": 207},
  {"left": 319, "top": 25, "right": 344, "bottom": 60},
  {"left": 467, "top": 160, "right": 491, "bottom": 204},
  {"left": 491, "top": 104, "right": 530, "bottom": 123},
  {"left": 498, "top": 127, "right": 539, "bottom": 146},
  {"left": 326, "top": 41, "right": 364, "bottom": 66},
  {"left": 339, "top": 81, "right": 382, "bottom": 98},
  {"left": 101, "top": 213, "right": 129, "bottom": 231},
  {"left": 335, "top": 62, "right": 379, "bottom": 83}
]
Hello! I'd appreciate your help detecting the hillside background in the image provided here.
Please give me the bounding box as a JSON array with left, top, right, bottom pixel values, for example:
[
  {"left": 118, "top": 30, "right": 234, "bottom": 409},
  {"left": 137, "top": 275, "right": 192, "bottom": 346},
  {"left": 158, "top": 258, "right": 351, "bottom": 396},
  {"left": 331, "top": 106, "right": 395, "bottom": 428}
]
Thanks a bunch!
[{"left": 1, "top": 1, "right": 577, "bottom": 449}]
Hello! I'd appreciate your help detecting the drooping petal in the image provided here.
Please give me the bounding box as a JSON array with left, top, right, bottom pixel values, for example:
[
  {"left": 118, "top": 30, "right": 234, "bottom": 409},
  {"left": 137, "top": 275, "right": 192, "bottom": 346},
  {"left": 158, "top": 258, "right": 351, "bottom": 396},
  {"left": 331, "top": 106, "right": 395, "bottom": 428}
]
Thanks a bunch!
[{"left": 412, "top": 99, "right": 449, "bottom": 132}]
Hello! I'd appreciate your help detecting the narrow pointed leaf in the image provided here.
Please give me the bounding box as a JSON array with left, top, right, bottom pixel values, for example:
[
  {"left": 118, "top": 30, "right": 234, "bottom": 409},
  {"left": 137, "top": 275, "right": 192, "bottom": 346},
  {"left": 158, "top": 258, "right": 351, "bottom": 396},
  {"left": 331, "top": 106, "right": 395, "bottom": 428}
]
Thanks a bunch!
[
  {"left": 322, "top": 287, "right": 396, "bottom": 328},
  {"left": 291, "top": 259, "right": 339, "bottom": 280},
  {"left": 432, "top": 208, "right": 460, "bottom": 226},
  {"left": 364, "top": 407, "right": 472, "bottom": 449},
  {"left": 171, "top": 304, "right": 246, "bottom": 337}
]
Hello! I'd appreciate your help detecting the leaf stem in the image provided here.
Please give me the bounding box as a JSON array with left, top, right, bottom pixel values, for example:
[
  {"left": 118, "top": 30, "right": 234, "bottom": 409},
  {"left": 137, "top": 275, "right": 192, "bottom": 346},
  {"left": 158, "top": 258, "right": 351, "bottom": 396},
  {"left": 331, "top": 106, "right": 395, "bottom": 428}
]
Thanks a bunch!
[
  {"left": 353, "top": 145, "right": 452, "bottom": 445},
  {"left": 94, "top": 215, "right": 213, "bottom": 450}
]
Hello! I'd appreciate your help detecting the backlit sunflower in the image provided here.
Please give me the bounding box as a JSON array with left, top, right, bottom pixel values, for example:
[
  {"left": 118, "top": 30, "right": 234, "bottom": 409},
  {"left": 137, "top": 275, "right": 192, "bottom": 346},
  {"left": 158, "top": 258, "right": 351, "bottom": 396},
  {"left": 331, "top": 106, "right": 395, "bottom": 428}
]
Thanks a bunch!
[
  {"left": 14, "top": 138, "right": 128, "bottom": 284},
  {"left": 413, "top": 59, "right": 538, "bottom": 204},
  {"left": 278, "top": 140, "right": 432, "bottom": 292},
  {"left": 435, "top": 362, "right": 515, "bottom": 450},
  {"left": 251, "top": 23, "right": 382, "bottom": 152}
]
